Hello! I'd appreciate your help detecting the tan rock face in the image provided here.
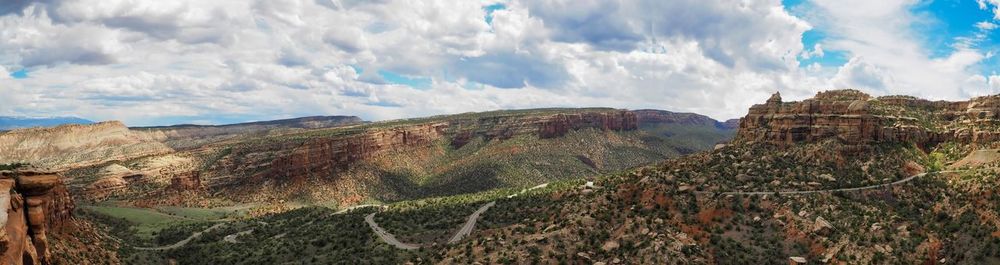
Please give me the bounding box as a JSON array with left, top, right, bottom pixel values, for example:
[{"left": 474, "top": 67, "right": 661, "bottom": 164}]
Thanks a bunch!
[
  {"left": 0, "top": 121, "right": 172, "bottom": 171},
  {"left": 84, "top": 164, "right": 137, "bottom": 200},
  {"left": 537, "top": 112, "right": 638, "bottom": 138},
  {"left": 735, "top": 89, "right": 1000, "bottom": 147},
  {"left": 0, "top": 170, "right": 74, "bottom": 265}
]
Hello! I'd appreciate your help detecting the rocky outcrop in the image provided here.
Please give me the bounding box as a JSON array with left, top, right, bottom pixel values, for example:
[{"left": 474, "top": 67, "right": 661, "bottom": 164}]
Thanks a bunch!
[
  {"left": 84, "top": 164, "right": 142, "bottom": 200},
  {"left": 0, "top": 170, "right": 74, "bottom": 265},
  {"left": 0, "top": 121, "right": 172, "bottom": 171},
  {"left": 168, "top": 171, "right": 202, "bottom": 191},
  {"left": 537, "top": 111, "right": 637, "bottom": 138},
  {"left": 735, "top": 90, "right": 1000, "bottom": 147}
]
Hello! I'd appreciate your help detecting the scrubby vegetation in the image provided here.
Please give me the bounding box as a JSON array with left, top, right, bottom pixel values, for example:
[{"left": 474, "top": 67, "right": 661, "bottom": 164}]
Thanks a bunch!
[
  {"left": 0, "top": 162, "right": 26, "bottom": 170},
  {"left": 80, "top": 136, "right": 1000, "bottom": 264}
]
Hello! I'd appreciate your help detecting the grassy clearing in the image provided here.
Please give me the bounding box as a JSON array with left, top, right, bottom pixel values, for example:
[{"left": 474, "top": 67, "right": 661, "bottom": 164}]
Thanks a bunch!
[
  {"left": 80, "top": 205, "right": 198, "bottom": 240},
  {"left": 154, "top": 205, "right": 245, "bottom": 221}
]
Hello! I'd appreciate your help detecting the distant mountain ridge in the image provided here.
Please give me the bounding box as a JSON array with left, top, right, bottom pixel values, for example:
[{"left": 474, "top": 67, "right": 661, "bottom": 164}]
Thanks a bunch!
[
  {"left": 0, "top": 116, "right": 93, "bottom": 130},
  {"left": 633, "top": 109, "right": 737, "bottom": 129},
  {"left": 133, "top": 115, "right": 365, "bottom": 149},
  {"left": 131, "top": 115, "right": 364, "bottom": 130}
]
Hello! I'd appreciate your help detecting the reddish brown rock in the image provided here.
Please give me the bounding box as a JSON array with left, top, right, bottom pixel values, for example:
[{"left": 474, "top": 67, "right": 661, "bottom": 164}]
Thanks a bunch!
[
  {"left": 538, "top": 111, "right": 637, "bottom": 138},
  {"left": 169, "top": 171, "right": 202, "bottom": 191},
  {"left": 735, "top": 89, "right": 1000, "bottom": 147},
  {"left": 266, "top": 123, "right": 449, "bottom": 182},
  {"left": 902, "top": 161, "right": 925, "bottom": 176},
  {"left": 0, "top": 170, "right": 75, "bottom": 265}
]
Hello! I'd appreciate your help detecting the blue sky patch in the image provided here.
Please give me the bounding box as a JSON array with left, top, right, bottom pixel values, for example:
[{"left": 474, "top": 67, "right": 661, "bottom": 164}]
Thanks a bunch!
[
  {"left": 9, "top": 68, "right": 28, "bottom": 79},
  {"left": 912, "top": 0, "right": 997, "bottom": 58},
  {"left": 365, "top": 101, "right": 403, "bottom": 107},
  {"left": 797, "top": 30, "right": 850, "bottom": 67},
  {"left": 378, "top": 70, "right": 432, "bottom": 89},
  {"left": 484, "top": 3, "right": 506, "bottom": 25},
  {"left": 782, "top": 1, "right": 850, "bottom": 68},
  {"left": 350, "top": 65, "right": 363, "bottom": 75}
]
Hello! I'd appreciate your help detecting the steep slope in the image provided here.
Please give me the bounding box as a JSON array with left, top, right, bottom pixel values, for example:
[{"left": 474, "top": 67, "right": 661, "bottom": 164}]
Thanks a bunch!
[{"left": 0, "top": 170, "right": 117, "bottom": 265}]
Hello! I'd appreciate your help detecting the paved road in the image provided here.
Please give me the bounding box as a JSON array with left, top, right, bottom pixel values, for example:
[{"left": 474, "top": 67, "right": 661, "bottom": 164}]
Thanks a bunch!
[
  {"left": 696, "top": 171, "right": 960, "bottom": 196},
  {"left": 447, "top": 201, "right": 496, "bottom": 244},
  {"left": 134, "top": 223, "right": 226, "bottom": 250},
  {"left": 364, "top": 213, "right": 421, "bottom": 250},
  {"left": 223, "top": 229, "right": 253, "bottom": 243},
  {"left": 334, "top": 204, "right": 385, "bottom": 215},
  {"left": 365, "top": 182, "right": 545, "bottom": 249}
]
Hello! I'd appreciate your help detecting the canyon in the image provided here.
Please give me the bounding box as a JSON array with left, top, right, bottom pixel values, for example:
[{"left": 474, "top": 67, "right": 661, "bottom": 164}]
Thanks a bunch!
[
  {"left": 0, "top": 108, "right": 734, "bottom": 209},
  {"left": 0, "top": 108, "right": 737, "bottom": 264}
]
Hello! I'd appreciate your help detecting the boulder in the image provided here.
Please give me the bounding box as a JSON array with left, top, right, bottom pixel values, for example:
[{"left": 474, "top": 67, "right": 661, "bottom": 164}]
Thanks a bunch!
[
  {"left": 601, "top": 240, "right": 620, "bottom": 252},
  {"left": 813, "top": 216, "right": 833, "bottom": 233}
]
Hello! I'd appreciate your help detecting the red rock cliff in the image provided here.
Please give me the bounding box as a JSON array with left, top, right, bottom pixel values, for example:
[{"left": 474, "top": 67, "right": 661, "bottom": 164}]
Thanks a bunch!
[
  {"left": 735, "top": 89, "right": 1000, "bottom": 147},
  {"left": 266, "top": 122, "right": 449, "bottom": 182},
  {"left": 0, "top": 170, "right": 74, "bottom": 265}
]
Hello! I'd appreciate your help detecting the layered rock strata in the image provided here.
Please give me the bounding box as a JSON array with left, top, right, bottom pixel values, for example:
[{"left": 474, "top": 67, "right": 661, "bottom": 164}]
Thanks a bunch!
[
  {"left": 736, "top": 89, "right": 1000, "bottom": 147},
  {"left": 261, "top": 110, "right": 638, "bottom": 184},
  {"left": 0, "top": 121, "right": 172, "bottom": 171},
  {"left": 0, "top": 170, "right": 74, "bottom": 265}
]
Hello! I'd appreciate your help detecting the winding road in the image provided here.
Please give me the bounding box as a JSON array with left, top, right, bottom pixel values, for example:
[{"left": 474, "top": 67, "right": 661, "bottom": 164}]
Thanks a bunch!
[
  {"left": 695, "top": 170, "right": 960, "bottom": 196},
  {"left": 134, "top": 223, "right": 226, "bottom": 251},
  {"left": 364, "top": 212, "right": 421, "bottom": 250},
  {"left": 447, "top": 201, "right": 496, "bottom": 244},
  {"left": 334, "top": 204, "right": 385, "bottom": 215},
  {"left": 366, "top": 182, "right": 548, "bottom": 249},
  {"left": 223, "top": 229, "right": 253, "bottom": 243}
]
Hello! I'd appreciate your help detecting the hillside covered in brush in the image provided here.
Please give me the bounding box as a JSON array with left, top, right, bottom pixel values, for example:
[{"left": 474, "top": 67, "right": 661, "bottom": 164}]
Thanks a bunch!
[{"left": 136, "top": 90, "right": 1000, "bottom": 264}]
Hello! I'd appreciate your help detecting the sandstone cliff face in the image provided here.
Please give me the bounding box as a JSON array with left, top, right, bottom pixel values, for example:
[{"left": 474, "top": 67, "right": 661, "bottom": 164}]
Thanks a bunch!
[
  {"left": 84, "top": 164, "right": 140, "bottom": 200},
  {"left": 735, "top": 90, "right": 1000, "bottom": 147},
  {"left": 0, "top": 121, "right": 172, "bottom": 171},
  {"left": 0, "top": 170, "right": 74, "bottom": 265},
  {"left": 265, "top": 122, "right": 448, "bottom": 183},
  {"left": 535, "top": 111, "right": 637, "bottom": 139}
]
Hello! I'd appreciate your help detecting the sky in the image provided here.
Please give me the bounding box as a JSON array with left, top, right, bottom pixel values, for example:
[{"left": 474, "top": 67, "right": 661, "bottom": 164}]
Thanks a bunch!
[{"left": 1, "top": 0, "right": 999, "bottom": 126}]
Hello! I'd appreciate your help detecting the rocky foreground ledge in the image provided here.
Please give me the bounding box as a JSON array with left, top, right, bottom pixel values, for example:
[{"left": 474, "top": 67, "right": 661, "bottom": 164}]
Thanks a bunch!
[{"left": 0, "top": 170, "right": 74, "bottom": 265}]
